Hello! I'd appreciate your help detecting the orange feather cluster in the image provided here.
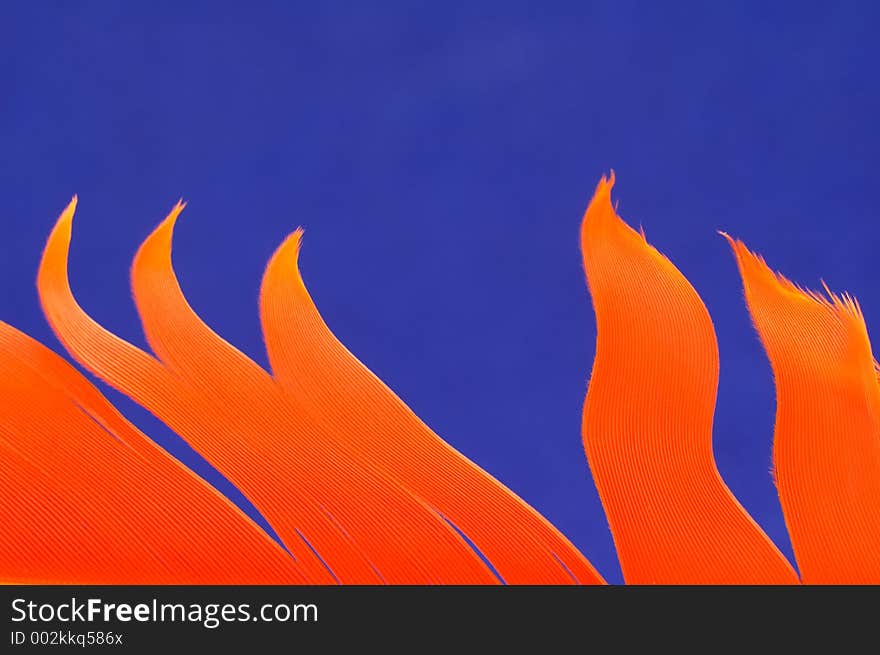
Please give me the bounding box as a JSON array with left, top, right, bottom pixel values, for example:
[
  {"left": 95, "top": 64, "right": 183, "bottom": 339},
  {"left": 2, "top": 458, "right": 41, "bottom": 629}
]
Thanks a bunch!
[{"left": 2, "top": 177, "right": 877, "bottom": 584}]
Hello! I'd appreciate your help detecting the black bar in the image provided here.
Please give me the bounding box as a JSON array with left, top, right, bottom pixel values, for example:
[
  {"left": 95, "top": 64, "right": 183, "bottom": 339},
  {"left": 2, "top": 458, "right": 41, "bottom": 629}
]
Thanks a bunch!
[{"left": 2, "top": 585, "right": 876, "bottom": 651}]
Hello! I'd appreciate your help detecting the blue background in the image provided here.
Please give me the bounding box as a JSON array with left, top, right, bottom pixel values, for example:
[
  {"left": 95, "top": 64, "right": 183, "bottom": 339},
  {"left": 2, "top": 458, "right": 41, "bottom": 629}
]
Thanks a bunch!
[{"left": 2, "top": 2, "right": 878, "bottom": 583}]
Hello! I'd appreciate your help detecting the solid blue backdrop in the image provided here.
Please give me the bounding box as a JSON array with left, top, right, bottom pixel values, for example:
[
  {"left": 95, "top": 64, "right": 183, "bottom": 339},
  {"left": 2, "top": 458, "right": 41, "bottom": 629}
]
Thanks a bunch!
[{"left": 2, "top": 2, "right": 878, "bottom": 583}]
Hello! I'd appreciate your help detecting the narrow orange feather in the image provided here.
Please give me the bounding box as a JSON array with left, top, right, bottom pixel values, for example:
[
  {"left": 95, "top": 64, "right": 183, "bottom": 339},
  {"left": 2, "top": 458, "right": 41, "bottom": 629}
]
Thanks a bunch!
[
  {"left": 259, "top": 229, "right": 604, "bottom": 584},
  {"left": 580, "top": 175, "right": 798, "bottom": 584}
]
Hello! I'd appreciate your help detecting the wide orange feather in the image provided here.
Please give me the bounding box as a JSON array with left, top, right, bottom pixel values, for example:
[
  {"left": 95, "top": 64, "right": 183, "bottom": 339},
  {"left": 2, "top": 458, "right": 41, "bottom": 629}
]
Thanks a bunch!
[
  {"left": 725, "top": 236, "right": 880, "bottom": 583},
  {"left": 0, "top": 321, "right": 304, "bottom": 584}
]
